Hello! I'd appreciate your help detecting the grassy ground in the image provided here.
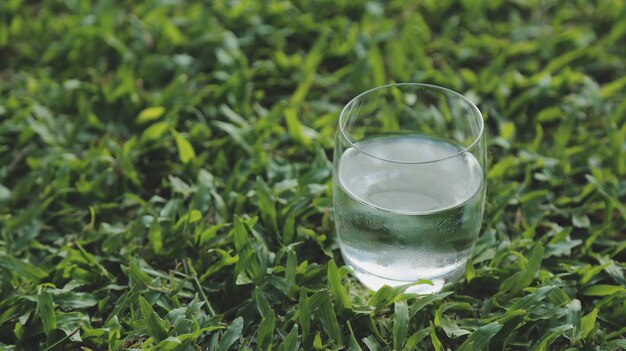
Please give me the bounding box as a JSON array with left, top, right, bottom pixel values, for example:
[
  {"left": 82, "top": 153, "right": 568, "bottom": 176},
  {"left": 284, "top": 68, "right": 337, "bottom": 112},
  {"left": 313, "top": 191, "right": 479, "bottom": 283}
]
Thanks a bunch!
[{"left": 1, "top": 0, "right": 625, "bottom": 350}]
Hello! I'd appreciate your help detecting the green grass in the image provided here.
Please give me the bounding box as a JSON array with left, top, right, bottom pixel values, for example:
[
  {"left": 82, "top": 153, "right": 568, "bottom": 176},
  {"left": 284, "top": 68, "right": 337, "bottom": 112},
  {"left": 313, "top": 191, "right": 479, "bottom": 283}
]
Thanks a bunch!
[{"left": 1, "top": 0, "right": 626, "bottom": 350}]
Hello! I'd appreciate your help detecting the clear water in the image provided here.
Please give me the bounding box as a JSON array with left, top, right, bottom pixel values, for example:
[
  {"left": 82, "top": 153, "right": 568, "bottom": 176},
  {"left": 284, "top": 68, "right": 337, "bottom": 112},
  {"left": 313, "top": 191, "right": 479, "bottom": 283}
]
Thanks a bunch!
[{"left": 334, "top": 134, "right": 485, "bottom": 293}]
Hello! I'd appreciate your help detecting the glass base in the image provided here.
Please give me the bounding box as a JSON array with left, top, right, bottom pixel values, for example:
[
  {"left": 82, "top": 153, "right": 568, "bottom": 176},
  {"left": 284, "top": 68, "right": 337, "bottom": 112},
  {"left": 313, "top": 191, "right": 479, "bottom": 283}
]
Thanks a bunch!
[{"left": 346, "top": 260, "right": 465, "bottom": 294}]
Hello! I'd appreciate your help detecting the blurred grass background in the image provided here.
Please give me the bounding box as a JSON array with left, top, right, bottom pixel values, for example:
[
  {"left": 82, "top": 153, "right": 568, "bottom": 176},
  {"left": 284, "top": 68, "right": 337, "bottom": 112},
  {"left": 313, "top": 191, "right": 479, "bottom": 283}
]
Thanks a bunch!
[{"left": 1, "top": 0, "right": 625, "bottom": 350}]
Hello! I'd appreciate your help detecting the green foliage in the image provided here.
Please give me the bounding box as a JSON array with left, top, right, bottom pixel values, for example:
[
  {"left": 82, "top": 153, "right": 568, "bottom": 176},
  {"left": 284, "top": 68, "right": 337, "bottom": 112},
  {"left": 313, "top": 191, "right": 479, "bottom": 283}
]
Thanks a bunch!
[{"left": 1, "top": 0, "right": 625, "bottom": 350}]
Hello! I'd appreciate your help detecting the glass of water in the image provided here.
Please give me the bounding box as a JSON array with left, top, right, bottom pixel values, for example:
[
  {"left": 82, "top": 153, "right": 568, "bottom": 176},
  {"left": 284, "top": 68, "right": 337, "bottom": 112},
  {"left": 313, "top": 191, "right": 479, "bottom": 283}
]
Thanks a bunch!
[{"left": 333, "top": 83, "right": 486, "bottom": 294}]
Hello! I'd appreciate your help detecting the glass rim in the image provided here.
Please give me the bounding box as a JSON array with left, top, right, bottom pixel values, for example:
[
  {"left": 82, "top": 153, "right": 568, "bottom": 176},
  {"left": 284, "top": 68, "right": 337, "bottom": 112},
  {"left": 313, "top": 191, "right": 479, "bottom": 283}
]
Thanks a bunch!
[{"left": 338, "top": 83, "right": 485, "bottom": 165}]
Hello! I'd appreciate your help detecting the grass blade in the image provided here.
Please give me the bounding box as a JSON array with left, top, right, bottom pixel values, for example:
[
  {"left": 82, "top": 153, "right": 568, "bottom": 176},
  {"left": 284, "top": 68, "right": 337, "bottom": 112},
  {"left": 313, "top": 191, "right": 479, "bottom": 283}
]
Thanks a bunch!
[
  {"left": 580, "top": 308, "right": 598, "bottom": 340},
  {"left": 409, "top": 291, "right": 454, "bottom": 317},
  {"left": 0, "top": 255, "right": 48, "bottom": 282},
  {"left": 136, "top": 106, "right": 165, "bottom": 123},
  {"left": 149, "top": 217, "right": 162, "bottom": 254},
  {"left": 284, "top": 106, "right": 311, "bottom": 146},
  {"left": 138, "top": 295, "right": 169, "bottom": 343},
  {"left": 280, "top": 324, "right": 299, "bottom": 351},
  {"left": 327, "top": 259, "right": 352, "bottom": 311},
  {"left": 290, "top": 31, "right": 328, "bottom": 105},
  {"left": 430, "top": 321, "right": 443, "bottom": 351},
  {"left": 254, "top": 286, "right": 271, "bottom": 318},
  {"left": 37, "top": 288, "right": 57, "bottom": 336},
  {"left": 501, "top": 243, "right": 545, "bottom": 295},
  {"left": 217, "top": 317, "right": 243, "bottom": 351},
  {"left": 347, "top": 321, "right": 363, "bottom": 351},
  {"left": 256, "top": 176, "right": 279, "bottom": 235},
  {"left": 171, "top": 129, "right": 196, "bottom": 164},
  {"left": 299, "top": 288, "right": 310, "bottom": 342},
  {"left": 582, "top": 285, "right": 626, "bottom": 296},
  {"left": 393, "top": 301, "right": 409, "bottom": 350},
  {"left": 257, "top": 310, "right": 275, "bottom": 351},
  {"left": 129, "top": 259, "right": 151, "bottom": 290},
  {"left": 402, "top": 328, "right": 430, "bottom": 351},
  {"left": 362, "top": 335, "right": 383, "bottom": 351},
  {"left": 457, "top": 322, "right": 503, "bottom": 351},
  {"left": 318, "top": 293, "right": 342, "bottom": 346}
]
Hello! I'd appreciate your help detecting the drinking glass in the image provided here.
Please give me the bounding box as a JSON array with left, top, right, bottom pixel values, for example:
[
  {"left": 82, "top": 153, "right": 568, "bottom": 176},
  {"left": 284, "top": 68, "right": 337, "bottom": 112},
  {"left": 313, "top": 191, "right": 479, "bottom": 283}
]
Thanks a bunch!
[{"left": 333, "top": 83, "right": 486, "bottom": 293}]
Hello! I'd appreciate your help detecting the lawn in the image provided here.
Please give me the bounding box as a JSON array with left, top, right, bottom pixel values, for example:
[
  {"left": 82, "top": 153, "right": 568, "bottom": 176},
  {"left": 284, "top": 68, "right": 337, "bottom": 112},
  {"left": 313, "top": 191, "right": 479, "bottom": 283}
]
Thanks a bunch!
[{"left": 1, "top": 0, "right": 625, "bottom": 350}]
